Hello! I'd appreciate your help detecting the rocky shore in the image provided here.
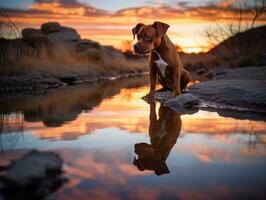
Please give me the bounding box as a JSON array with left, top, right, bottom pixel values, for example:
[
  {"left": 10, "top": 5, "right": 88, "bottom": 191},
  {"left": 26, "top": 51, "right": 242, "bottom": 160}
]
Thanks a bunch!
[
  {"left": 151, "top": 66, "right": 266, "bottom": 119},
  {"left": 0, "top": 70, "right": 148, "bottom": 93}
]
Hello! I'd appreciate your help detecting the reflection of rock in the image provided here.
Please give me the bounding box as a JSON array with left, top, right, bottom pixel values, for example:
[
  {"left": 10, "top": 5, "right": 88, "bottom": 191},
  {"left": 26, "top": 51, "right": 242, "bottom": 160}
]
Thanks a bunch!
[
  {"left": 1, "top": 76, "right": 149, "bottom": 129},
  {"left": 0, "top": 150, "right": 66, "bottom": 200},
  {"left": 201, "top": 107, "right": 266, "bottom": 121}
]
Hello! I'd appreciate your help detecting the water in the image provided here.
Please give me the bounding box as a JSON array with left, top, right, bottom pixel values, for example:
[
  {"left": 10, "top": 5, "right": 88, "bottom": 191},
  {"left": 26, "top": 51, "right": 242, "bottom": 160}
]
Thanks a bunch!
[{"left": 1, "top": 76, "right": 266, "bottom": 200}]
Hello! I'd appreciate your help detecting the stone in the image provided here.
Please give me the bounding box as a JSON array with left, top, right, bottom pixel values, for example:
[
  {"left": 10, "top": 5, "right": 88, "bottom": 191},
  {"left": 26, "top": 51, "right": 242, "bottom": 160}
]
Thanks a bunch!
[
  {"left": 190, "top": 79, "right": 266, "bottom": 113},
  {"left": 21, "top": 28, "right": 41, "bottom": 39},
  {"left": 0, "top": 150, "right": 66, "bottom": 200},
  {"left": 164, "top": 93, "right": 199, "bottom": 114},
  {"left": 47, "top": 27, "right": 80, "bottom": 43},
  {"left": 3, "top": 150, "right": 63, "bottom": 187},
  {"left": 41, "top": 22, "right": 61, "bottom": 34}
]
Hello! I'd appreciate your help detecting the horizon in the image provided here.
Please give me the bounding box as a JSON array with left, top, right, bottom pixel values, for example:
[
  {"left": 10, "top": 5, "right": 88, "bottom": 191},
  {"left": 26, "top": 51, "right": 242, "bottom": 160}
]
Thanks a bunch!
[{"left": 0, "top": 0, "right": 265, "bottom": 53}]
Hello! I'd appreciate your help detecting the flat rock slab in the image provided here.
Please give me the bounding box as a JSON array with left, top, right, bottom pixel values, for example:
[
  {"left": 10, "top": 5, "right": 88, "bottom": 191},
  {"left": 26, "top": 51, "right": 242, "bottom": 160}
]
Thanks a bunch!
[
  {"left": 190, "top": 79, "right": 266, "bottom": 113},
  {"left": 214, "top": 66, "right": 266, "bottom": 80},
  {"left": 142, "top": 92, "right": 199, "bottom": 115}
]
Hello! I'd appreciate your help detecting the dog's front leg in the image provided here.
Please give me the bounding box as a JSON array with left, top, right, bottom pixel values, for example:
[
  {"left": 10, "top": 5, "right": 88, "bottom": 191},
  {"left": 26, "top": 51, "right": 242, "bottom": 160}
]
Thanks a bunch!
[
  {"left": 148, "top": 65, "right": 157, "bottom": 97},
  {"left": 173, "top": 65, "right": 181, "bottom": 97}
]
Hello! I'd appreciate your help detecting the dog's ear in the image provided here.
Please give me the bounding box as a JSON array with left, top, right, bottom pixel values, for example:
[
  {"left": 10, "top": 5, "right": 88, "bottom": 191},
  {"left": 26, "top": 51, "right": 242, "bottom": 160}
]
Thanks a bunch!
[
  {"left": 132, "top": 23, "right": 145, "bottom": 39},
  {"left": 152, "top": 21, "right": 169, "bottom": 37}
]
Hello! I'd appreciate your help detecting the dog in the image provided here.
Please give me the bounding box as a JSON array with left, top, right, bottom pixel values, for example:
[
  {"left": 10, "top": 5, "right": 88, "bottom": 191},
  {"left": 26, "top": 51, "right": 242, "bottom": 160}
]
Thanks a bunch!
[
  {"left": 132, "top": 21, "right": 191, "bottom": 98},
  {"left": 133, "top": 103, "right": 181, "bottom": 175}
]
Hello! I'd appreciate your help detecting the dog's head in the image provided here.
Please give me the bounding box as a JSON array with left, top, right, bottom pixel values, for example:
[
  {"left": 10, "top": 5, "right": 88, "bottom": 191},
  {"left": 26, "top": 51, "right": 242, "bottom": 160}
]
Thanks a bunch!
[
  {"left": 132, "top": 21, "right": 169, "bottom": 54},
  {"left": 133, "top": 143, "right": 169, "bottom": 175}
]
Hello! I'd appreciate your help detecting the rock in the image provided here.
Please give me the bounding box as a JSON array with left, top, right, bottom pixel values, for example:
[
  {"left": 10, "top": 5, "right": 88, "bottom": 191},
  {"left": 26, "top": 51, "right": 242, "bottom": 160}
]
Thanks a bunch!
[
  {"left": 214, "top": 66, "right": 266, "bottom": 80},
  {"left": 47, "top": 27, "right": 80, "bottom": 43},
  {"left": 55, "top": 72, "right": 79, "bottom": 85},
  {"left": 23, "top": 31, "right": 50, "bottom": 49},
  {"left": 0, "top": 71, "right": 63, "bottom": 92},
  {"left": 3, "top": 150, "right": 63, "bottom": 187},
  {"left": 154, "top": 91, "right": 172, "bottom": 102},
  {"left": 41, "top": 22, "right": 61, "bottom": 34},
  {"left": 0, "top": 150, "right": 66, "bottom": 200},
  {"left": 164, "top": 93, "right": 199, "bottom": 114},
  {"left": 190, "top": 79, "right": 266, "bottom": 112},
  {"left": 21, "top": 28, "right": 41, "bottom": 39},
  {"left": 20, "top": 70, "right": 44, "bottom": 81},
  {"left": 75, "top": 39, "right": 101, "bottom": 52},
  {"left": 196, "top": 68, "right": 206, "bottom": 75}
]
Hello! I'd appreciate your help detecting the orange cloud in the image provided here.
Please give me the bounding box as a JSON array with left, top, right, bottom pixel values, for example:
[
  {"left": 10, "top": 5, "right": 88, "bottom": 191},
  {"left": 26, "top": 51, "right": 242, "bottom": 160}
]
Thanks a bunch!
[{"left": 1, "top": 0, "right": 266, "bottom": 52}]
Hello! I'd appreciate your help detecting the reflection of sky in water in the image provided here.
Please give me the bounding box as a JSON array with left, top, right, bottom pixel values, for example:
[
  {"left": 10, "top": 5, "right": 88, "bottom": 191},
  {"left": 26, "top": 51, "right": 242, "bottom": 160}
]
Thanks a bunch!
[{"left": 1, "top": 79, "right": 266, "bottom": 200}]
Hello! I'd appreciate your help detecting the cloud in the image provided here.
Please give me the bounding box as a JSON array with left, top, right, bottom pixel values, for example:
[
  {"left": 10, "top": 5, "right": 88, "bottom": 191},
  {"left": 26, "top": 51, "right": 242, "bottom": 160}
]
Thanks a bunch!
[
  {"left": 0, "top": 0, "right": 265, "bottom": 51},
  {"left": 29, "top": 0, "right": 109, "bottom": 16}
]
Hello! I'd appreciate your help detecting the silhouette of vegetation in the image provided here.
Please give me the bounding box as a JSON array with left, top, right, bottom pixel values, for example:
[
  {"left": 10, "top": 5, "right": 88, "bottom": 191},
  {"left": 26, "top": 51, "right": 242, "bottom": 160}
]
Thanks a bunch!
[
  {"left": 0, "top": 98, "right": 24, "bottom": 153},
  {"left": 204, "top": 0, "right": 266, "bottom": 60},
  {"left": 0, "top": 10, "right": 22, "bottom": 71}
]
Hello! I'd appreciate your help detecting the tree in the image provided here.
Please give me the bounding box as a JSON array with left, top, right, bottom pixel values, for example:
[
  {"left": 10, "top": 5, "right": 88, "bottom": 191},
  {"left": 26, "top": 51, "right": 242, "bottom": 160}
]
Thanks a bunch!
[{"left": 204, "top": 0, "right": 266, "bottom": 60}]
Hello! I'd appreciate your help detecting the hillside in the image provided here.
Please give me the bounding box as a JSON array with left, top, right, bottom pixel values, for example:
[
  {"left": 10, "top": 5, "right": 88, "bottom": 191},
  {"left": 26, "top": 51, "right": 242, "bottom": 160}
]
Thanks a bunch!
[
  {"left": 181, "top": 26, "right": 266, "bottom": 71},
  {"left": 209, "top": 25, "right": 266, "bottom": 60}
]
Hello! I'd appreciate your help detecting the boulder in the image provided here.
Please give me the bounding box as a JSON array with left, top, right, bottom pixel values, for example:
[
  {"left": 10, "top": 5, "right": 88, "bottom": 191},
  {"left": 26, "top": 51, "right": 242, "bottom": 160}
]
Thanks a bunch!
[
  {"left": 75, "top": 39, "right": 101, "bottom": 52},
  {"left": 22, "top": 31, "right": 50, "bottom": 49},
  {"left": 0, "top": 150, "right": 66, "bottom": 199},
  {"left": 21, "top": 28, "right": 41, "bottom": 39},
  {"left": 3, "top": 150, "right": 63, "bottom": 187},
  {"left": 41, "top": 22, "right": 61, "bottom": 34},
  {"left": 47, "top": 27, "right": 80, "bottom": 43}
]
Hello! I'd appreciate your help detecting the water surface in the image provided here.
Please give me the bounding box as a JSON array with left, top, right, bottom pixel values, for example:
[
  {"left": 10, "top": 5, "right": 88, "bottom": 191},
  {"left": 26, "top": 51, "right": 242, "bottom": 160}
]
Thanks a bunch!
[{"left": 1, "top": 76, "right": 266, "bottom": 200}]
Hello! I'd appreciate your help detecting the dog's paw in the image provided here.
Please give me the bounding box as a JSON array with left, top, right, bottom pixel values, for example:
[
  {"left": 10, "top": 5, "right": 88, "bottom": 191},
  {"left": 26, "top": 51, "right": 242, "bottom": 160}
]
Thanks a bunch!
[{"left": 182, "top": 88, "right": 189, "bottom": 93}]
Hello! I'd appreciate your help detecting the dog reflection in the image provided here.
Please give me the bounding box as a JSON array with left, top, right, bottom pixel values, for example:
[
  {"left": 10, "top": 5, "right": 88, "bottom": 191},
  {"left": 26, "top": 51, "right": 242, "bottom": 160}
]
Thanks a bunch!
[{"left": 133, "top": 103, "right": 181, "bottom": 175}]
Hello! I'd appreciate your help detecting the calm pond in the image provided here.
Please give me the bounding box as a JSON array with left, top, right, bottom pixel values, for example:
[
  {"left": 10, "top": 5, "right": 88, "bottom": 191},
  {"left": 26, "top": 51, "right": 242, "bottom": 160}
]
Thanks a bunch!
[{"left": 1, "top": 76, "right": 266, "bottom": 200}]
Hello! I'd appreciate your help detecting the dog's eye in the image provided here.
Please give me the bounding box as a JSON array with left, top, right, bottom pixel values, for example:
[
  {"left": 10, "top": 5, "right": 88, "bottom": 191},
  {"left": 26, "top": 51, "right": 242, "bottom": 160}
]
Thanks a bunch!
[{"left": 143, "top": 36, "right": 152, "bottom": 42}]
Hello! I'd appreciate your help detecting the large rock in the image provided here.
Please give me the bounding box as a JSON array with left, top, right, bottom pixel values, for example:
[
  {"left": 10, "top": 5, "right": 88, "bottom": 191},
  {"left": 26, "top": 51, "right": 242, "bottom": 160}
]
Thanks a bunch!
[
  {"left": 3, "top": 151, "right": 63, "bottom": 187},
  {"left": 41, "top": 22, "right": 61, "bottom": 34},
  {"left": 75, "top": 39, "right": 101, "bottom": 52},
  {"left": 22, "top": 28, "right": 51, "bottom": 49},
  {"left": 47, "top": 27, "right": 80, "bottom": 43},
  {"left": 190, "top": 79, "right": 266, "bottom": 112},
  {"left": 22, "top": 28, "right": 41, "bottom": 39},
  {"left": 0, "top": 150, "right": 66, "bottom": 199}
]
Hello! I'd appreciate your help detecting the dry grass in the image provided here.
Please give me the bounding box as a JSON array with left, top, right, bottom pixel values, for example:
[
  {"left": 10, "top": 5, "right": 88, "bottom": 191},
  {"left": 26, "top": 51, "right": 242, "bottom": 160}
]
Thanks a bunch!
[{"left": 0, "top": 42, "right": 148, "bottom": 76}]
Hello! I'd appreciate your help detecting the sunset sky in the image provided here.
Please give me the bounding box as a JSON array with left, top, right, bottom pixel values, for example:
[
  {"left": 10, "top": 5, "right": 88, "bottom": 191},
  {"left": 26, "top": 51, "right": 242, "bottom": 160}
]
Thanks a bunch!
[{"left": 1, "top": 0, "right": 265, "bottom": 53}]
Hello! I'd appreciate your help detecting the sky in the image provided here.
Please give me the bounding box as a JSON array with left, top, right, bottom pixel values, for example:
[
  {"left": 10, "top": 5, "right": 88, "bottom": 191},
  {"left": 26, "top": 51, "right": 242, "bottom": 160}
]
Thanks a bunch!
[{"left": 0, "top": 0, "right": 265, "bottom": 53}]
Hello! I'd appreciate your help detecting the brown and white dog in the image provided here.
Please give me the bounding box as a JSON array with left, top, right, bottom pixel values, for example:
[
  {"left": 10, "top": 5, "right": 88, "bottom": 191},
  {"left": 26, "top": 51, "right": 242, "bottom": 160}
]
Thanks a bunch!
[{"left": 132, "top": 21, "right": 190, "bottom": 98}]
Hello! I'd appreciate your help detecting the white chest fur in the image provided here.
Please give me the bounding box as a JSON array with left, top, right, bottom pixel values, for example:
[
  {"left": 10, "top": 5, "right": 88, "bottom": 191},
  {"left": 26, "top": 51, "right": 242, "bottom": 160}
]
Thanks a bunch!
[{"left": 154, "top": 51, "right": 168, "bottom": 78}]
